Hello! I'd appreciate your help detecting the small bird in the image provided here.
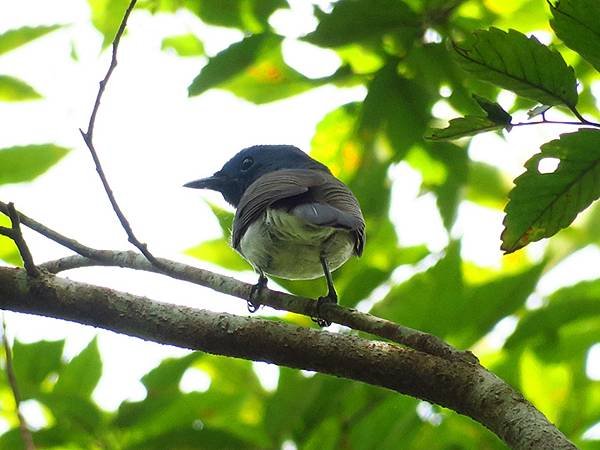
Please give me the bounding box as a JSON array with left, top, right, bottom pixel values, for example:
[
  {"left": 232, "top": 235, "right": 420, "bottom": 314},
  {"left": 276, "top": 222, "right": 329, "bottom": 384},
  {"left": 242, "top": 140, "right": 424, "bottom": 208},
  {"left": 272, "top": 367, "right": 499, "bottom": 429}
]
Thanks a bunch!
[{"left": 184, "top": 145, "right": 365, "bottom": 326}]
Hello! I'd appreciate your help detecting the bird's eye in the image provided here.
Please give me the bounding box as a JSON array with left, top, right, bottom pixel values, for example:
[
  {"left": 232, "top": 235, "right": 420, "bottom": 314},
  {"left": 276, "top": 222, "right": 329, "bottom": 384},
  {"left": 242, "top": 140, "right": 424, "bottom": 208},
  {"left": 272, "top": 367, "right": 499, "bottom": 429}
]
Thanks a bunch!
[{"left": 240, "top": 157, "right": 254, "bottom": 171}]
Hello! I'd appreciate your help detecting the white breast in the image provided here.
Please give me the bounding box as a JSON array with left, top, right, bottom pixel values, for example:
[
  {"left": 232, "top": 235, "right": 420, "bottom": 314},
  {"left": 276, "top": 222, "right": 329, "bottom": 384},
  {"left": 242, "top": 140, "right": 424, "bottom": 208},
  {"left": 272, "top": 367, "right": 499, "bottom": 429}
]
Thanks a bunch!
[{"left": 238, "top": 208, "right": 354, "bottom": 280}]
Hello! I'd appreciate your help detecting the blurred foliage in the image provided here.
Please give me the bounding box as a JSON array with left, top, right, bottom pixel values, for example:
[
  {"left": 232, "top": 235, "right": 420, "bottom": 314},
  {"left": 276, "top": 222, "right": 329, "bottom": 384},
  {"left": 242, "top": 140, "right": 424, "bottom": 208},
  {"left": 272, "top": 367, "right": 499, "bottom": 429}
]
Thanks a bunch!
[{"left": 1, "top": 0, "right": 599, "bottom": 448}]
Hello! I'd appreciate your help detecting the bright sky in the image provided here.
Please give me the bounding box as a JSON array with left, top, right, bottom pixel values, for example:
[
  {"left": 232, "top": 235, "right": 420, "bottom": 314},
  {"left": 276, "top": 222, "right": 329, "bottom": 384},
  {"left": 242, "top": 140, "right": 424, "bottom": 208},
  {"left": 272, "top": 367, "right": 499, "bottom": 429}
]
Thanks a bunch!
[{"left": 1, "top": 0, "right": 599, "bottom": 426}]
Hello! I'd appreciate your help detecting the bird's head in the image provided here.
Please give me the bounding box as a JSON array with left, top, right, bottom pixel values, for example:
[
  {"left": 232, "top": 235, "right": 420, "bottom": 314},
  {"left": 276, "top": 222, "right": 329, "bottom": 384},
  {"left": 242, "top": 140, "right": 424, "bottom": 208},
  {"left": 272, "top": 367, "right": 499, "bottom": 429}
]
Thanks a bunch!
[{"left": 184, "top": 145, "right": 330, "bottom": 207}]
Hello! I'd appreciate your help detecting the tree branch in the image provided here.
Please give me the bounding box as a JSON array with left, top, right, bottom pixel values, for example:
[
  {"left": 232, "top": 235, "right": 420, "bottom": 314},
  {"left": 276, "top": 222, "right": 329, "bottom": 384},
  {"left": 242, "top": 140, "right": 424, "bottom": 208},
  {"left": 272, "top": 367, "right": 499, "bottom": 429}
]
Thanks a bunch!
[
  {"left": 0, "top": 203, "right": 38, "bottom": 277},
  {"left": 79, "top": 0, "right": 164, "bottom": 269},
  {"left": 0, "top": 267, "right": 576, "bottom": 450},
  {"left": 0, "top": 199, "right": 474, "bottom": 362}
]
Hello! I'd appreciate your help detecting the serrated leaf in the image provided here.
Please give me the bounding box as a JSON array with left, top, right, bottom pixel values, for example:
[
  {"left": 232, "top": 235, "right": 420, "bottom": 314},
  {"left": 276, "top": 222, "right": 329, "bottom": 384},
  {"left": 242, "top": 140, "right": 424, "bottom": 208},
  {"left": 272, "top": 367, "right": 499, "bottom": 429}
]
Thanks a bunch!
[
  {"left": 303, "top": 0, "right": 420, "bottom": 47},
  {"left": 53, "top": 337, "right": 102, "bottom": 399},
  {"left": 425, "top": 116, "right": 507, "bottom": 141},
  {"left": 0, "top": 25, "right": 62, "bottom": 55},
  {"left": 0, "top": 75, "right": 42, "bottom": 101},
  {"left": 189, "top": 33, "right": 342, "bottom": 104},
  {"left": 0, "top": 144, "right": 70, "bottom": 185},
  {"left": 161, "top": 33, "right": 204, "bottom": 57},
  {"left": 472, "top": 94, "right": 512, "bottom": 125},
  {"left": 550, "top": 0, "right": 600, "bottom": 73},
  {"left": 88, "top": 0, "right": 131, "bottom": 48},
  {"left": 453, "top": 28, "right": 578, "bottom": 108},
  {"left": 502, "top": 129, "right": 600, "bottom": 253},
  {"left": 185, "top": 238, "right": 250, "bottom": 271}
]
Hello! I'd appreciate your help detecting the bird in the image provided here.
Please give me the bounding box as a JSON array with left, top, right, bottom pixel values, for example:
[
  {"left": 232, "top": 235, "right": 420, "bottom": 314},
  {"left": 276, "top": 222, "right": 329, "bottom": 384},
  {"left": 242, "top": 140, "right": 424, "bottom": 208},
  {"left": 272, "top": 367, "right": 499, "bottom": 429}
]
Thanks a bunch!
[{"left": 184, "top": 145, "right": 365, "bottom": 326}]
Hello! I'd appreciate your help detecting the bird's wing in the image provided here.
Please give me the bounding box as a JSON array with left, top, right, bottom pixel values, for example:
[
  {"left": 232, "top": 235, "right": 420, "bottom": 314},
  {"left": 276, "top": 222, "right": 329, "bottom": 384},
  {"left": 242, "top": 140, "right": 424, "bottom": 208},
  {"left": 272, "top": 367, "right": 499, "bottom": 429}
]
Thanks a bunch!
[{"left": 233, "top": 169, "right": 365, "bottom": 256}]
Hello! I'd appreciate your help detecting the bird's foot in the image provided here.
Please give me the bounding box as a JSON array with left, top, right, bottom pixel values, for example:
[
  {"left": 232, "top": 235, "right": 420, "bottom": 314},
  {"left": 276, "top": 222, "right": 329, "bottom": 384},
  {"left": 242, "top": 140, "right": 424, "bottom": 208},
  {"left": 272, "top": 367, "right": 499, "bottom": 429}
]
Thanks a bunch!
[
  {"left": 312, "top": 294, "right": 337, "bottom": 327},
  {"left": 248, "top": 274, "right": 267, "bottom": 313}
]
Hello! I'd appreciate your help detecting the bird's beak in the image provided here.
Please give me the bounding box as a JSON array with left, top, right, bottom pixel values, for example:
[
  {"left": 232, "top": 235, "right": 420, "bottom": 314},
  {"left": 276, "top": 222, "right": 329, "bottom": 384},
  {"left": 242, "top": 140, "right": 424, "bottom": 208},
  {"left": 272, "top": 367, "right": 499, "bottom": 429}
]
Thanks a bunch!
[{"left": 183, "top": 173, "right": 228, "bottom": 191}]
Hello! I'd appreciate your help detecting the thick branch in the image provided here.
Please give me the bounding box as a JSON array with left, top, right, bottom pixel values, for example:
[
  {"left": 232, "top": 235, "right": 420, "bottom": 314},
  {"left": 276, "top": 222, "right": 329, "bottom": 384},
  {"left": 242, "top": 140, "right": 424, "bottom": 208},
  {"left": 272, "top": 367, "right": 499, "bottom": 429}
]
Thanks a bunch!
[
  {"left": 0, "top": 200, "right": 473, "bottom": 363},
  {"left": 38, "top": 251, "right": 474, "bottom": 363},
  {"left": 0, "top": 267, "right": 575, "bottom": 450}
]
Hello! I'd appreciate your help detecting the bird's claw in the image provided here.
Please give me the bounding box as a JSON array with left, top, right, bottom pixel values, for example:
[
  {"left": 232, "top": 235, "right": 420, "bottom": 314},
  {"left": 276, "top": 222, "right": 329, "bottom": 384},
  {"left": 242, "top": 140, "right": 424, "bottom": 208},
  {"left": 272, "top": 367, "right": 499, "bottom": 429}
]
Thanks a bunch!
[
  {"left": 312, "top": 294, "right": 336, "bottom": 327},
  {"left": 248, "top": 274, "right": 267, "bottom": 313}
]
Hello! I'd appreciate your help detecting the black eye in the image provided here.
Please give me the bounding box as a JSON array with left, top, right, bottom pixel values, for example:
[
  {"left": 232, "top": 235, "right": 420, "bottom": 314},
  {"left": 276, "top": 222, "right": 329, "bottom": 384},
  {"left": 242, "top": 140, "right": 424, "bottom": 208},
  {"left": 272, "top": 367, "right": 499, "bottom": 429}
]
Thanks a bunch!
[{"left": 240, "top": 157, "right": 254, "bottom": 171}]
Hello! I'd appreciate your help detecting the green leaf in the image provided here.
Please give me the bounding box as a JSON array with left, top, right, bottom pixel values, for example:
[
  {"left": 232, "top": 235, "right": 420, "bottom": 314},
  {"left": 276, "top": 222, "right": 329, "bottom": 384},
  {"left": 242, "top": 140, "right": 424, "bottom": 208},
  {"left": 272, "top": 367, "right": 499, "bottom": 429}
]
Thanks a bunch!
[
  {"left": 425, "top": 116, "right": 507, "bottom": 141},
  {"left": 0, "top": 214, "right": 21, "bottom": 266},
  {"left": 301, "top": 417, "right": 341, "bottom": 450},
  {"left": 185, "top": 238, "right": 250, "bottom": 271},
  {"left": 304, "top": 0, "right": 420, "bottom": 48},
  {"left": 453, "top": 28, "right": 578, "bottom": 108},
  {"left": 0, "top": 25, "right": 62, "bottom": 55},
  {"left": 550, "top": 0, "right": 600, "bottom": 73},
  {"left": 371, "top": 241, "right": 464, "bottom": 337},
  {"left": 501, "top": 129, "right": 600, "bottom": 253},
  {"left": 465, "top": 162, "right": 511, "bottom": 209},
  {"left": 0, "top": 75, "right": 42, "bottom": 101},
  {"left": 189, "top": 33, "right": 340, "bottom": 104},
  {"left": 452, "top": 263, "right": 544, "bottom": 348},
  {"left": 161, "top": 33, "right": 204, "bottom": 57},
  {"left": 53, "top": 337, "right": 102, "bottom": 399},
  {"left": 205, "top": 201, "right": 234, "bottom": 237},
  {"left": 187, "top": 0, "right": 285, "bottom": 32},
  {"left": 88, "top": 0, "right": 131, "bottom": 48},
  {"left": 0, "top": 144, "right": 70, "bottom": 185},
  {"left": 12, "top": 339, "right": 65, "bottom": 399},
  {"left": 506, "top": 278, "right": 600, "bottom": 350},
  {"left": 141, "top": 352, "right": 198, "bottom": 396},
  {"left": 472, "top": 94, "right": 513, "bottom": 126}
]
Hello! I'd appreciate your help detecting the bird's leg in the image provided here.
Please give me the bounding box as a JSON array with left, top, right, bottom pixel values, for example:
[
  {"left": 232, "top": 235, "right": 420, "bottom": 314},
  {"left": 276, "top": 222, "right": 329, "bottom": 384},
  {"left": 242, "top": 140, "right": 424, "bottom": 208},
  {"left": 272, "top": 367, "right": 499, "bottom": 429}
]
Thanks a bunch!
[
  {"left": 313, "top": 257, "right": 337, "bottom": 327},
  {"left": 248, "top": 270, "right": 267, "bottom": 313}
]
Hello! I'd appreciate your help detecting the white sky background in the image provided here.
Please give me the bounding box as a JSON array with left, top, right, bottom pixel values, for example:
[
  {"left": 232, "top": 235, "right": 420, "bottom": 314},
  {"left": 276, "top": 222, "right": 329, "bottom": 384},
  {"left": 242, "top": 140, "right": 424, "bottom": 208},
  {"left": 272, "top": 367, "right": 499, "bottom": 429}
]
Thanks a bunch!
[{"left": 0, "top": 0, "right": 599, "bottom": 419}]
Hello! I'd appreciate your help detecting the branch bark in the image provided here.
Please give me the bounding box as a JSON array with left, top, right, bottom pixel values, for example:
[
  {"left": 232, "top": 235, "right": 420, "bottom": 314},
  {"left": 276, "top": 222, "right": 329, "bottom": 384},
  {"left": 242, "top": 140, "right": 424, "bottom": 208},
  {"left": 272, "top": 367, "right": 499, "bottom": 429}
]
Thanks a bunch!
[{"left": 0, "top": 267, "right": 576, "bottom": 450}]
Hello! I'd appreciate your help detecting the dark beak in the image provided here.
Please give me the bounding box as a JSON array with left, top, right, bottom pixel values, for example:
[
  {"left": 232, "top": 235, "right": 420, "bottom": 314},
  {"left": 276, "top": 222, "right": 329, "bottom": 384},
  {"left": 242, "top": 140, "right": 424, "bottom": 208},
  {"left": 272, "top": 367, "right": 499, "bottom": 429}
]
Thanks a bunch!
[{"left": 183, "top": 173, "right": 228, "bottom": 191}]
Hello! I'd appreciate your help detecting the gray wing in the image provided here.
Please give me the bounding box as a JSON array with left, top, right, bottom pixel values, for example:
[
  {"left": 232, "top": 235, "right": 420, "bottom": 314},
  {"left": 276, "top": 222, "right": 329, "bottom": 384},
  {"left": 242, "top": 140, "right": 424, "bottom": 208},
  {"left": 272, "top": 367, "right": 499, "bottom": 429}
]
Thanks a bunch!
[{"left": 232, "top": 169, "right": 365, "bottom": 256}]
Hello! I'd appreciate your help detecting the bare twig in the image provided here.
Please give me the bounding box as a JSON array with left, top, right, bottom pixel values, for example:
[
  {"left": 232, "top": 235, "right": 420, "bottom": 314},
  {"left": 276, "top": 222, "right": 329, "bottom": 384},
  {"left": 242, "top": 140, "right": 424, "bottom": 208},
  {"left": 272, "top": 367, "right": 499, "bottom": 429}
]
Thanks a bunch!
[
  {"left": 0, "top": 200, "right": 475, "bottom": 363},
  {"left": 1, "top": 318, "right": 36, "bottom": 450},
  {"left": 0, "top": 203, "right": 39, "bottom": 277},
  {"left": 79, "top": 0, "right": 165, "bottom": 269}
]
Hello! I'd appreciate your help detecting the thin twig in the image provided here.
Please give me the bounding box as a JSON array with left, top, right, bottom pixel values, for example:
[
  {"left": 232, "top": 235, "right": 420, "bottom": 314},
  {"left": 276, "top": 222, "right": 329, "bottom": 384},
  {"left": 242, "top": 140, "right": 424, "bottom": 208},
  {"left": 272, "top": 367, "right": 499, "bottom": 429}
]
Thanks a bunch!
[
  {"left": 1, "top": 318, "right": 36, "bottom": 450},
  {"left": 0, "top": 200, "right": 476, "bottom": 363},
  {"left": 79, "top": 0, "right": 164, "bottom": 269},
  {"left": 0, "top": 203, "right": 39, "bottom": 277}
]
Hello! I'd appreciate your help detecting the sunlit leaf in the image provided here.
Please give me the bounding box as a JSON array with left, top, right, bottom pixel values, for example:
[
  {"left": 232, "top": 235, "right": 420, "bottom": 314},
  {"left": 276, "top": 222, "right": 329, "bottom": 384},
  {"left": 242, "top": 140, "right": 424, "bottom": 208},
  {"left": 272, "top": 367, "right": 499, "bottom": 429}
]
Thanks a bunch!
[
  {"left": 0, "top": 25, "right": 62, "bottom": 55},
  {"left": 0, "top": 214, "right": 21, "bottom": 266},
  {"left": 371, "top": 241, "right": 463, "bottom": 337},
  {"left": 502, "top": 129, "right": 600, "bottom": 253},
  {"left": 506, "top": 278, "right": 600, "bottom": 351},
  {"left": 453, "top": 28, "right": 578, "bottom": 107},
  {"left": 465, "top": 162, "right": 511, "bottom": 209},
  {"left": 0, "top": 75, "right": 42, "bottom": 101},
  {"left": 304, "top": 0, "right": 420, "bottom": 47},
  {"left": 190, "top": 33, "right": 351, "bottom": 104},
  {"left": 53, "top": 337, "right": 102, "bottom": 399},
  {"left": 141, "top": 352, "right": 198, "bottom": 396},
  {"left": 187, "top": 0, "right": 285, "bottom": 32},
  {"left": 520, "top": 350, "right": 571, "bottom": 423},
  {"left": 301, "top": 417, "right": 341, "bottom": 450},
  {"left": 161, "top": 33, "right": 205, "bottom": 57},
  {"left": 0, "top": 144, "right": 70, "bottom": 185},
  {"left": 88, "top": 0, "right": 131, "bottom": 48},
  {"left": 550, "top": 0, "right": 600, "bottom": 73},
  {"left": 425, "top": 116, "right": 507, "bottom": 141},
  {"left": 185, "top": 238, "right": 250, "bottom": 271}
]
